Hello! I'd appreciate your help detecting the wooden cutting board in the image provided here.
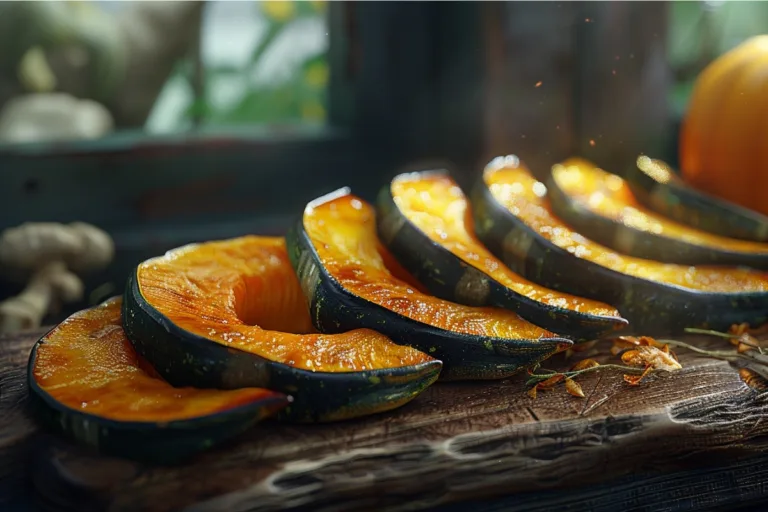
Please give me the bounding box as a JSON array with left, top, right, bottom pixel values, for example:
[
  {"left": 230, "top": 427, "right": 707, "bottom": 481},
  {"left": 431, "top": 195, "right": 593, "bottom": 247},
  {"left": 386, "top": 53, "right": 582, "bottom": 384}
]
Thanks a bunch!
[{"left": 3, "top": 328, "right": 768, "bottom": 512}]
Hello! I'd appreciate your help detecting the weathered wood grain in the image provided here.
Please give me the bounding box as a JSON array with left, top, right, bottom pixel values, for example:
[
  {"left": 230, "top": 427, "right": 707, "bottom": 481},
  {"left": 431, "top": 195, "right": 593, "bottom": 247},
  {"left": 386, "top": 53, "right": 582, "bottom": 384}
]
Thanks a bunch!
[
  {"left": 0, "top": 329, "right": 42, "bottom": 504},
  {"left": 4, "top": 328, "right": 768, "bottom": 511},
  {"left": 427, "top": 449, "right": 768, "bottom": 512}
]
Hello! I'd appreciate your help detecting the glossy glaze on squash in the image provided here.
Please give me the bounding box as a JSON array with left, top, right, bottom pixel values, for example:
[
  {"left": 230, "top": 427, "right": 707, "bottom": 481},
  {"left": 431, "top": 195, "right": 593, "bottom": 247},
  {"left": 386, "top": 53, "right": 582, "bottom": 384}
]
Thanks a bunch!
[
  {"left": 472, "top": 156, "right": 768, "bottom": 334},
  {"left": 125, "top": 236, "right": 441, "bottom": 423},
  {"left": 377, "top": 171, "right": 627, "bottom": 341},
  {"left": 288, "top": 188, "right": 572, "bottom": 381},
  {"left": 625, "top": 156, "right": 768, "bottom": 243},
  {"left": 487, "top": 163, "right": 768, "bottom": 293},
  {"left": 305, "top": 192, "right": 558, "bottom": 338},
  {"left": 28, "top": 297, "right": 287, "bottom": 462},
  {"left": 549, "top": 158, "right": 768, "bottom": 268},
  {"left": 136, "top": 236, "right": 431, "bottom": 372}
]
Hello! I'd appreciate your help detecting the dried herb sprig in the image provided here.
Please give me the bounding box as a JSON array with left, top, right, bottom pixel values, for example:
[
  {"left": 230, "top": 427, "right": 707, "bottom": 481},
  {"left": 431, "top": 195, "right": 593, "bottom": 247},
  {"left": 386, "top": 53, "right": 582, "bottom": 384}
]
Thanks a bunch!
[
  {"left": 684, "top": 327, "right": 764, "bottom": 354},
  {"left": 525, "top": 321, "right": 768, "bottom": 400},
  {"left": 526, "top": 362, "right": 646, "bottom": 388},
  {"left": 667, "top": 321, "right": 768, "bottom": 386},
  {"left": 526, "top": 338, "right": 683, "bottom": 399},
  {"left": 657, "top": 338, "right": 768, "bottom": 379}
]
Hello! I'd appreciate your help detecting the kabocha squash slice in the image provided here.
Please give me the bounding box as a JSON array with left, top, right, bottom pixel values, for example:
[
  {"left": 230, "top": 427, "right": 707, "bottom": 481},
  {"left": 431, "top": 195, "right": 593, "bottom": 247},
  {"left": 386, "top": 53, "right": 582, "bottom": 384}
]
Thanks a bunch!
[
  {"left": 122, "top": 236, "right": 441, "bottom": 423},
  {"left": 286, "top": 187, "right": 572, "bottom": 381},
  {"left": 27, "top": 297, "right": 288, "bottom": 463},
  {"left": 376, "top": 170, "right": 628, "bottom": 342},
  {"left": 471, "top": 156, "right": 768, "bottom": 334},
  {"left": 547, "top": 157, "right": 768, "bottom": 269},
  {"left": 625, "top": 155, "right": 768, "bottom": 243}
]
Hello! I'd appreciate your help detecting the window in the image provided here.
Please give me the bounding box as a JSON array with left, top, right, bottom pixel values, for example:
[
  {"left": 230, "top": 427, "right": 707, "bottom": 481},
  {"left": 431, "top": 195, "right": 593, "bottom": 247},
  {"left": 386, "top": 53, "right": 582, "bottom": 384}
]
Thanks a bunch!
[
  {"left": 2, "top": 1, "right": 762, "bottom": 313},
  {"left": 147, "top": 1, "right": 330, "bottom": 133}
]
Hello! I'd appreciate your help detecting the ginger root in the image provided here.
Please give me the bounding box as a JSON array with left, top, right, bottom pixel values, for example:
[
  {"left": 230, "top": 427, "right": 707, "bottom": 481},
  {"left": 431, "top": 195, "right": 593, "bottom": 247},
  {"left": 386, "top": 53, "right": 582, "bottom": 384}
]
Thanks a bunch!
[
  {"left": 0, "top": 261, "right": 82, "bottom": 333},
  {"left": 0, "top": 222, "right": 113, "bottom": 333},
  {"left": 0, "top": 221, "right": 113, "bottom": 276}
]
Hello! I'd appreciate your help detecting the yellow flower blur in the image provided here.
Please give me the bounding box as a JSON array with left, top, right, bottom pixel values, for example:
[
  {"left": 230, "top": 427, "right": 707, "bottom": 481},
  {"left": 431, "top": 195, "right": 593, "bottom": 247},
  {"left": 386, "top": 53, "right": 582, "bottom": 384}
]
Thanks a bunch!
[
  {"left": 304, "top": 61, "right": 329, "bottom": 88},
  {"left": 261, "top": 1, "right": 296, "bottom": 23}
]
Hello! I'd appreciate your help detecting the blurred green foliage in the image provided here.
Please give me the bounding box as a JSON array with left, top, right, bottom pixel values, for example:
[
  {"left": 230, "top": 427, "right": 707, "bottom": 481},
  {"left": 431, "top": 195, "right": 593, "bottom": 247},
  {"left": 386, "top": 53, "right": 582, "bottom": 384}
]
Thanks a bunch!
[
  {"left": 170, "top": 1, "right": 768, "bottom": 128},
  {"left": 667, "top": 0, "right": 768, "bottom": 116},
  {"left": 182, "top": 0, "right": 328, "bottom": 127}
]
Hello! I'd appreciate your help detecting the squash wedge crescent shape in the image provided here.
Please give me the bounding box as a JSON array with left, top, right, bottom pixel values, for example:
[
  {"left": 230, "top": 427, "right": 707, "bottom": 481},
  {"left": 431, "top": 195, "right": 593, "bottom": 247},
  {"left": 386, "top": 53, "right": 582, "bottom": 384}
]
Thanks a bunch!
[
  {"left": 376, "top": 169, "right": 628, "bottom": 342},
  {"left": 123, "top": 236, "right": 441, "bottom": 423},
  {"left": 472, "top": 156, "right": 768, "bottom": 334},
  {"left": 286, "top": 187, "right": 572, "bottom": 381},
  {"left": 28, "top": 297, "right": 288, "bottom": 463}
]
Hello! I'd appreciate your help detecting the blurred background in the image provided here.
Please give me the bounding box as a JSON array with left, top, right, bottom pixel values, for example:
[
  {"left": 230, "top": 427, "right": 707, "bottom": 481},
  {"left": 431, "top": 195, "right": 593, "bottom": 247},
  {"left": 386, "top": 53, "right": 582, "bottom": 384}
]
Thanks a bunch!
[{"left": 0, "top": 0, "right": 766, "bottom": 325}]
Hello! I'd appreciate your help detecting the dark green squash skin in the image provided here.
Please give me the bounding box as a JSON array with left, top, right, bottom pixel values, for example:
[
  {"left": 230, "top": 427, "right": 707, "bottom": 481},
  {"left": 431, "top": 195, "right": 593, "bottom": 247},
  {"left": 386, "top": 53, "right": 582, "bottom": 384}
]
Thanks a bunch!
[
  {"left": 471, "top": 180, "right": 768, "bottom": 336},
  {"left": 624, "top": 158, "right": 768, "bottom": 243},
  {"left": 26, "top": 303, "right": 289, "bottom": 465},
  {"left": 375, "top": 175, "right": 628, "bottom": 343},
  {"left": 546, "top": 171, "right": 768, "bottom": 271},
  {"left": 122, "top": 272, "right": 441, "bottom": 423},
  {"left": 284, "top": 208, "right": 572, "bottom": 382}
]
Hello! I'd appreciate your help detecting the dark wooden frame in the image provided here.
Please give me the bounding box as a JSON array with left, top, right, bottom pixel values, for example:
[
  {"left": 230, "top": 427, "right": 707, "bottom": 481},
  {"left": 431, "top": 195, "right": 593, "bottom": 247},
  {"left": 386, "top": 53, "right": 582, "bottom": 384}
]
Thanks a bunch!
[{"left": 0, "top": 2, "right": 673, "bottom": 225}]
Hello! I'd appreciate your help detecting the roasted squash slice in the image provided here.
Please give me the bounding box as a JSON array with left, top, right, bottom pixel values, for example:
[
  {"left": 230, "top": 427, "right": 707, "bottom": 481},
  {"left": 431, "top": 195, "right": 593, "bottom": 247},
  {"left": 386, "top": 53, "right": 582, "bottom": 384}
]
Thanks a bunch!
[
  {"left": 548, "top": 157, "right": 768, "bottom": 269},
  {"left": 625, "top": 155, "right": 768, "bottom": 243},
  {"left": 27, "top": 297, "right": 288, "bottom": 463},
  {"left": 122, "top": 236, "right": 441, "bottom": 423},
  {"left": 472, "top": 155, "right": 768, "bottom": 334},
  {"left": 286, "top": 188, "right": 572, "bottom": 381},
  {"left": 376, "top": 170, "right": 628, "bottom": 342}
]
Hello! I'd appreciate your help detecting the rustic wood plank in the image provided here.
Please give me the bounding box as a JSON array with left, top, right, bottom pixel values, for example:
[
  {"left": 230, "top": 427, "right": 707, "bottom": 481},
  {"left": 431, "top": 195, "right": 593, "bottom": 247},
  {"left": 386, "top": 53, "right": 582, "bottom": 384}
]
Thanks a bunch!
[
  {"left": 427, "top": 450, "right": 768, "bottom": 512},
  {"left": 0, "top": 328, "right": 42, "bottom": 504},
  {"left": 5, "top": 328, "right": 768, "bottom": 511}
]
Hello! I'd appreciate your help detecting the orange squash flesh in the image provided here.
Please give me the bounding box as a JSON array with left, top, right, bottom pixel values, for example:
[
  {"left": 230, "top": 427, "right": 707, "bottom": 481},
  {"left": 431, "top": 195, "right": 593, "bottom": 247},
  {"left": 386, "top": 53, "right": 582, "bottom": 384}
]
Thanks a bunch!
[
  {"left": 485, "top": 164, "right": 768, "bottom": 294},
  {"left": 303, "top": 193, "right": 558, "bottom": 340},
  {"left": 136, "top": 236, "right": 433, "bottom": 372},
  {"left": 31, "top": 298, "right": 285, "bottom": 423},
  {"left": 390, "top": 173, "right": 621, "bottom": 318},
  {"left": 553, "top": 158, "right": 768, "bottom": 255}
]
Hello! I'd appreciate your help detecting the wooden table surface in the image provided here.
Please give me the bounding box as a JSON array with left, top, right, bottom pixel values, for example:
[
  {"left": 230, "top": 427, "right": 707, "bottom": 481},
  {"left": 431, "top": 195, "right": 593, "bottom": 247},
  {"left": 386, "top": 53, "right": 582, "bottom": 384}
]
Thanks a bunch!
[{"left": 3, "top": 327, "right": 768, "bottom": 512}]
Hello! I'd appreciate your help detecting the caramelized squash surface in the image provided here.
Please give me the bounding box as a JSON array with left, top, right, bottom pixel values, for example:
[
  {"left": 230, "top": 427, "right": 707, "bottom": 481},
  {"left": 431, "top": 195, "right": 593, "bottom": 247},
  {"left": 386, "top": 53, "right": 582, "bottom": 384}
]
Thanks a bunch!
[
  {"left": 136, "top": 236, "right": 432, "bottom": 372},
  {"left": 31, "top": 298, "right": 284, "bottom": 422},
  {"left": 303, "top": 193, "right": 557, "bottom": 340},
  {"left": 485, "top": 164, "right": 768, "bottom": 294},
  {"left": 391, "top": 173, "right": 621, "bottom": 318},
  {"left": 554, "top": 158, "right": 768, "bottom": 255}
]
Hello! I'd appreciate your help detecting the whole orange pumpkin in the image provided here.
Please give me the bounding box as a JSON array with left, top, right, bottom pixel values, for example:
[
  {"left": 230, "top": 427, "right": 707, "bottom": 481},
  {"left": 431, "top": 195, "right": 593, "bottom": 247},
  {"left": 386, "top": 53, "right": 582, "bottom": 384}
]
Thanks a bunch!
[{"left": 679, "top": 35, "right": 768, "bottom": 216}]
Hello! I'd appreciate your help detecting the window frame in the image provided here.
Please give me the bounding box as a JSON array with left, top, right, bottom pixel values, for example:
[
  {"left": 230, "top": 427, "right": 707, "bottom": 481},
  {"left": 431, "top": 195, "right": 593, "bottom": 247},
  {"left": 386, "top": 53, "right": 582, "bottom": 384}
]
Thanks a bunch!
[{"left": 0, "top": 2, "right": 486, "bottom": 231}]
